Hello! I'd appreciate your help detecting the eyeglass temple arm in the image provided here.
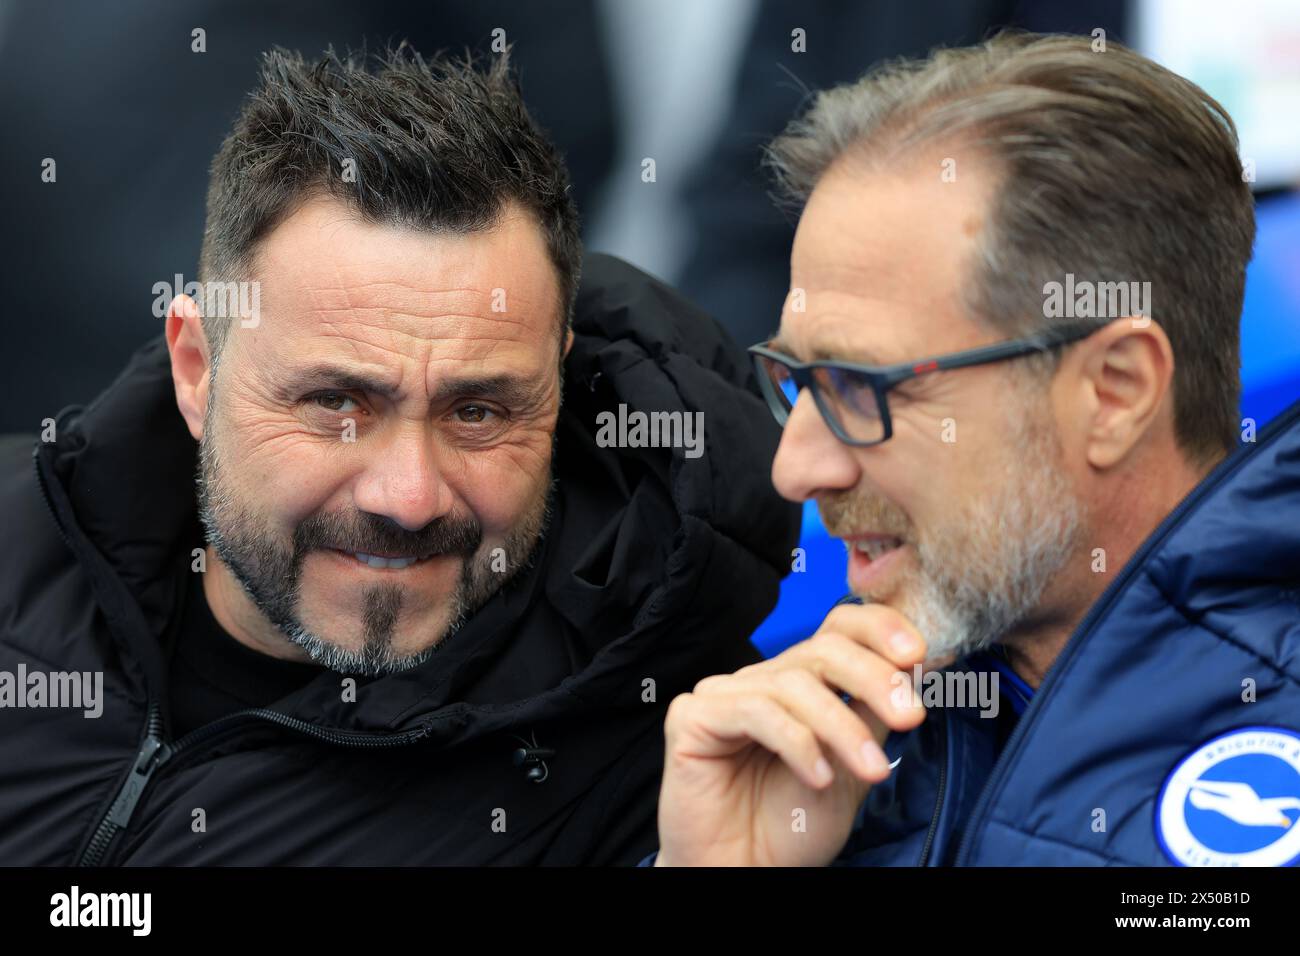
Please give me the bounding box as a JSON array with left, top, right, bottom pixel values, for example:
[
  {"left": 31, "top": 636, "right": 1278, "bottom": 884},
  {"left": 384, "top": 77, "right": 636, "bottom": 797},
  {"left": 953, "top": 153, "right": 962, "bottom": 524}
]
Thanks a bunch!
[{"left": 874, "top": 320, "right": 1102, "bottom": 387}]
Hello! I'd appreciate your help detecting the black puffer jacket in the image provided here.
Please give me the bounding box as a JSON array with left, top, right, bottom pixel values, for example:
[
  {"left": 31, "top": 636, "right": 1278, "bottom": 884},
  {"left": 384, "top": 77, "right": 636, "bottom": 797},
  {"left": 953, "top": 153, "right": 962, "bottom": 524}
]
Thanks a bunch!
[{"left": 0, "top": 254, "right": 800, "bottom": 865}]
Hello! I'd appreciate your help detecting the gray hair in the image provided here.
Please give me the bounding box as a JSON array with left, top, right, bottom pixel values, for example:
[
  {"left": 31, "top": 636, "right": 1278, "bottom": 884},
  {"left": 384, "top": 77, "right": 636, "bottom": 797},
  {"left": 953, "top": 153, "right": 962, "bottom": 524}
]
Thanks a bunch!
[{"left": 766, "top": 31, "right": 1255, "bottom": 464}]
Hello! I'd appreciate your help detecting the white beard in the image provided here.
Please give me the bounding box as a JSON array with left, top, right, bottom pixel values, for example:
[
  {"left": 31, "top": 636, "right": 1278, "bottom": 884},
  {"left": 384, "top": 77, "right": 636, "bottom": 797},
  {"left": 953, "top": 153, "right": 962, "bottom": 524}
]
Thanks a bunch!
[{"left": 897, "top": 411, "right": 1084, "bottom": 664}]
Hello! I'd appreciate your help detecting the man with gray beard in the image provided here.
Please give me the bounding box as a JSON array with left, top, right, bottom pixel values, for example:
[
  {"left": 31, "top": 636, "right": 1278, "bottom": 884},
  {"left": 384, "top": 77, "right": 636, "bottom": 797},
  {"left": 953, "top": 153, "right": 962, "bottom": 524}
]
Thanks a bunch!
[
  {"left": 814, "top": 370, "right": 1084, "bottom": 665},
  {"left": 647, "top": 33, "right": 1300, "bottom": 867}
]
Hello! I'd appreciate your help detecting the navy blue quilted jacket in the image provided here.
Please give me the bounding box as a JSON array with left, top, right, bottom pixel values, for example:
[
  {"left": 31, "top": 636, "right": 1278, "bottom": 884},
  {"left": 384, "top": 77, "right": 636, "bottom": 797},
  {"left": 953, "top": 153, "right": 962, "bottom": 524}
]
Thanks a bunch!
[{"left": 838, "top": 397, "right": 1300, "bottom": 866}]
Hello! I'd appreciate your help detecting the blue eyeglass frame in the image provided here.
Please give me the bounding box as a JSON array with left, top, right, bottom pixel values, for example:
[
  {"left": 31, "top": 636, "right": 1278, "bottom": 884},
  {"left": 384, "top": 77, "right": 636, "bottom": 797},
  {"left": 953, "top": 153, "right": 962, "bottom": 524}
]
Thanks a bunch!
[{"left": 747, "top": 318, "right": 1104, "bottom": 446}]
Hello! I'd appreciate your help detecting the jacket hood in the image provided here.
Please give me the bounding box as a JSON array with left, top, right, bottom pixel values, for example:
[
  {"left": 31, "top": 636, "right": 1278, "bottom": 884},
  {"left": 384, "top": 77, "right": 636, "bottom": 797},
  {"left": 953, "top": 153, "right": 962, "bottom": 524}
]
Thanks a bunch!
[{"left": 34, "top": 253, "right": 800, "bottom": 745}]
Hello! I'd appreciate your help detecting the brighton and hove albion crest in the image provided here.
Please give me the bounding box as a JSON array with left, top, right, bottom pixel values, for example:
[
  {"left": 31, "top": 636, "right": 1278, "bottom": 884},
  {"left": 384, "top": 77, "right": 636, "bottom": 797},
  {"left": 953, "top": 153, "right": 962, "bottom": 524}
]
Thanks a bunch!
[{"left": 1156, "top": 726, "right": 1300, "bottom": 866}]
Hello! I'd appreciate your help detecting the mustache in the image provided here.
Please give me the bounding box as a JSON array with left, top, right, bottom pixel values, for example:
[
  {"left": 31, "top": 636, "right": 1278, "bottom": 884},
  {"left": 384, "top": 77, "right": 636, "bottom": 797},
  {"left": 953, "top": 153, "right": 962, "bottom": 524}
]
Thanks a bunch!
[
  {"left": 292, "top": 510, "right": 483, "bottom": 559},
  {"left": 818, "top": 490, "right": 911, "bottom": 540}
]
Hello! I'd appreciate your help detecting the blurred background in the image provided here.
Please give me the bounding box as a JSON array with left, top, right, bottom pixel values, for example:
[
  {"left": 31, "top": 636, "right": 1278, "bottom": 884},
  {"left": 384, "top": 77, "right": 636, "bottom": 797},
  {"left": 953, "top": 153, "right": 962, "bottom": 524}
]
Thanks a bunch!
[{"left": 2, "top": 0, "right": 1296, "bottom": 654}]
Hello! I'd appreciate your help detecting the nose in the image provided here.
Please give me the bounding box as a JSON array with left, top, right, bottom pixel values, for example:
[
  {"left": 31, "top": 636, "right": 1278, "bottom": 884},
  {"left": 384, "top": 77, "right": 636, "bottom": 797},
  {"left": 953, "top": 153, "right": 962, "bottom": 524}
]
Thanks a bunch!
[
  {"left": 351, "top": 420, "right": 454, "bottom": 531},
  {"left": 770, "top": 390, "right": 861, "bottom": 502}
]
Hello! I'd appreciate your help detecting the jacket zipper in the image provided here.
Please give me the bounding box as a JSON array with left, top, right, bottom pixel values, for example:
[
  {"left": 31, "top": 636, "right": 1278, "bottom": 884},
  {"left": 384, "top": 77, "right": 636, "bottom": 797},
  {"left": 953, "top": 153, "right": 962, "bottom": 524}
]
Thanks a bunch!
[
  {"left": 78, "top": 706, "right": 433, "bottom": 866},
  {"left": 33, "top": 441, "right": 438, "bottom": 865},
  {"left": 79, "top": 705, "right": 169, "bottom": 866},
  {"left": 949, "top": 416, "right": 1291, "bottom": 866},
  {"left": 915, "top": 709, "right": 948, "bottom": 866}
]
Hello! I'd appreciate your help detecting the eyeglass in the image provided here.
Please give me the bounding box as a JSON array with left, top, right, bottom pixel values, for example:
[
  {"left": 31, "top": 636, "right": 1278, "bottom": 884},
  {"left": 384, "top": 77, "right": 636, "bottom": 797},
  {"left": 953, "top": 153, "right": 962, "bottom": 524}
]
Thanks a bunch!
[{"left": 748, "top": 319, "right": 1102, "bottom": 446}]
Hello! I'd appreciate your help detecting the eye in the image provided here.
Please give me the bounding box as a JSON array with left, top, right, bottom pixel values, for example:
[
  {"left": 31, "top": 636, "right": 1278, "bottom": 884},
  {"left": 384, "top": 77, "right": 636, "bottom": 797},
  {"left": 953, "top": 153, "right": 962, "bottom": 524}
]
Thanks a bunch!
[
  {"left": 311, "top": 391, "right": 360, "bottom": 414},
  {"left": 822, "top": 368, "right": 880, "bottom": 416},
  {"left": 454, "top": 404, "right": 496, "bottom": 424}
]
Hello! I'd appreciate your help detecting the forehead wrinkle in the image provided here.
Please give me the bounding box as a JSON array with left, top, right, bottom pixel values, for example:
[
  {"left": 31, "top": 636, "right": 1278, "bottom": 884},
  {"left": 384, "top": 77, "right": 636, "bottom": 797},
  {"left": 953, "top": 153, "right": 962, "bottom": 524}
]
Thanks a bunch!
[
  {"left": 306, "top": 280, "right": 549, "bottom": 316},
  {"left": 254, "top": 192, "right": 563, "bottom": 306},
  {"left": 252, "top": 253, "right": 560, "bottom": 402},
  {"left": 296, "top": 280, "right": 544, "bottom": 357},
  {"left": 307, "top": 306, "right": 539, "bottom": 341},
  {"left": 269, "top": 246, "right": 549, "bottom": 312},
  {"left": 291, "top": 279, "right": 547, "bottom": 343},
  {"left": 306, "top": 313, "right": 545, "bottom": 368},
  {"left": 780, "top": 292, "right": 913, "bottom": 365},
  {"left": 256, "top": 243, "right": 563, "bottom": 347}
]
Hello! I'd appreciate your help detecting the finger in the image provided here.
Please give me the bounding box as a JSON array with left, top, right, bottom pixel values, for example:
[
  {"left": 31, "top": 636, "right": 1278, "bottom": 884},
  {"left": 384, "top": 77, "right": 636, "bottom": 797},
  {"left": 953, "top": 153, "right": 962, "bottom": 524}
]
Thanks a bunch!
[
  {"left": 788, "top": 630, "right": 927, "bottom": 733},
  {"left": 759, "top": 669, "right": 893, "bottom": 782},
  {"left": 665, "top": 692, "right": 834, "bottom": 790},
  {"left": 817, "top": 602, "right": 928, "bottom": 667},
  {"left": 692, "top": 666, "right": 896, "bottom": 781}
]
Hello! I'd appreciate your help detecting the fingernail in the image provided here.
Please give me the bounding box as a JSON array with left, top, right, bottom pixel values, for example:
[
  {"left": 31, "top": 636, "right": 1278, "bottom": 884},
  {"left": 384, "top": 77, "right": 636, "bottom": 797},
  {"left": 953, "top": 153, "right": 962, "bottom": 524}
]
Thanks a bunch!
[
  {"left": 861, "top": 741, "right": 888, "bottom": 775},
  {"left": 889, "top": 631, "right": 916, "bottom": 656},
  {"left": 814, "top": 758, "right": 833, "bottom": 785}
]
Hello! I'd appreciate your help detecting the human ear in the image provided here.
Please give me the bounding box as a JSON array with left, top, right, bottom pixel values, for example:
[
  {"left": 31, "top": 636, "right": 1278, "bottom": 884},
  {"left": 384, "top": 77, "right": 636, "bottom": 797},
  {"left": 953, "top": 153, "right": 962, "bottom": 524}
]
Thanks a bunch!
[
  {"left": 165, "top": 294, "right": 212, "bottom": 441},
  {"left": 1073, "top": 318, "right": 1175, "bottom": 470}
]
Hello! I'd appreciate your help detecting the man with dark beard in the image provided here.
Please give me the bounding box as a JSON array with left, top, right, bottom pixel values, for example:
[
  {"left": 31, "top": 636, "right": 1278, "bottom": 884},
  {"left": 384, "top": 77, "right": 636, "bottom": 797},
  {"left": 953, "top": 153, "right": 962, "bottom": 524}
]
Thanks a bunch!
[
  {"left": 0, "top": 47, "right": 799, "bottom": 865},
  {"left": 648, "top": 33, "right": 1300, "bottom": 867}
]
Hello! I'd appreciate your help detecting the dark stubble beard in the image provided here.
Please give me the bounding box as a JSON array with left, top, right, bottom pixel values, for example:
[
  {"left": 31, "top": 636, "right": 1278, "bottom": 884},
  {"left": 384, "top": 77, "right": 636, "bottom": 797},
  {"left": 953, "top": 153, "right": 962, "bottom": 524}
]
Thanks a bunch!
[{"left": 194, "top": 385, "right": 553, "bottom": 676}]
